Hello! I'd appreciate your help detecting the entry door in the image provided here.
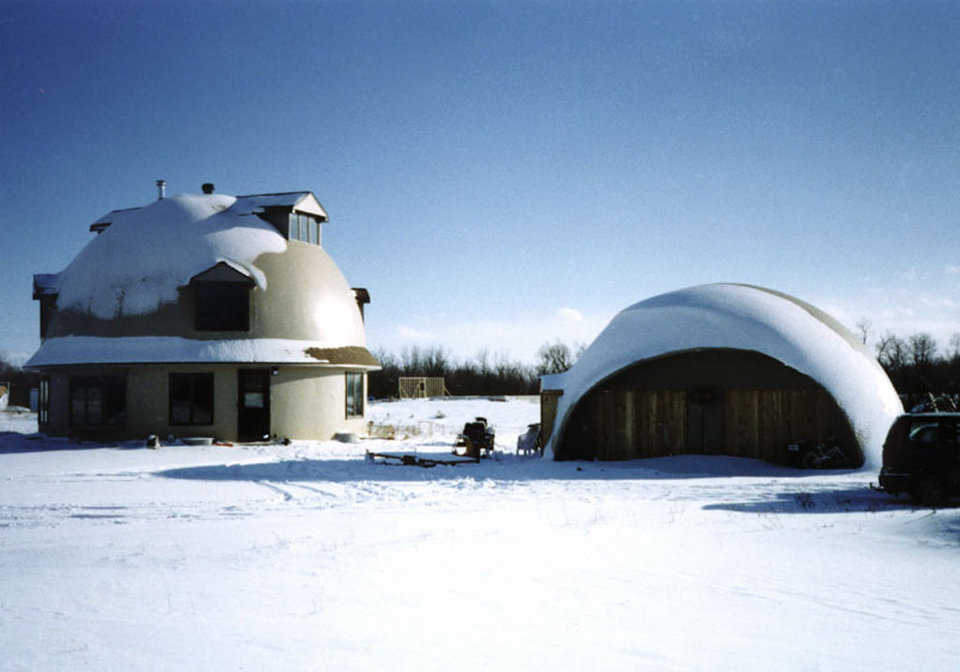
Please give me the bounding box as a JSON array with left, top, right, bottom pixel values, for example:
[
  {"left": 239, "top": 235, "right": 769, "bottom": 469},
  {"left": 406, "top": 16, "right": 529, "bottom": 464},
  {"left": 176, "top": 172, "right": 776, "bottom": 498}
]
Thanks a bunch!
[
  {"left": 686, "top": 389, "right": 724, "bottom": 454},
  {"left": 238, "top": 369, "right": 270, "bottom": 442}
]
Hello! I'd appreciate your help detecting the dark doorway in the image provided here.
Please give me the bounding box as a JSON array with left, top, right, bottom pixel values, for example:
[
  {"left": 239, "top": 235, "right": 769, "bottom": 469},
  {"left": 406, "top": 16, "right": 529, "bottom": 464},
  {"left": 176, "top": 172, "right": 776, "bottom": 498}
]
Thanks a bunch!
[
  {"left": 238, "top": 369, "right": 270, "bottom": 442},
  {"left": 686, "top": 389, "right": 725, "bottom": 454}
]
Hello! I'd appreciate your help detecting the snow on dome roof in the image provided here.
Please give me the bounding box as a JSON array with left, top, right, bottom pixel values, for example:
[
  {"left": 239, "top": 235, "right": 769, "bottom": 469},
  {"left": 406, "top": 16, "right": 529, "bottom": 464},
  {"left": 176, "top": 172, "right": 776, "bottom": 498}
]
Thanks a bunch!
[
  {"left": 53, "top": 193, "right": 287, "bottom": 319},
  {"left": 543, "top": 283, "right": 903, "bottom": 468}
]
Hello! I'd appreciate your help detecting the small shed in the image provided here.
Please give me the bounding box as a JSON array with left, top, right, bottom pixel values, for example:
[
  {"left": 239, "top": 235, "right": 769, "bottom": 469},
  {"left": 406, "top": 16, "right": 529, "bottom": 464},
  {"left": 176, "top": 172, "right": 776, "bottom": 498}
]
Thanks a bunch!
[{"left": 541, "top": 284, "right": 903, "bottom": 468}]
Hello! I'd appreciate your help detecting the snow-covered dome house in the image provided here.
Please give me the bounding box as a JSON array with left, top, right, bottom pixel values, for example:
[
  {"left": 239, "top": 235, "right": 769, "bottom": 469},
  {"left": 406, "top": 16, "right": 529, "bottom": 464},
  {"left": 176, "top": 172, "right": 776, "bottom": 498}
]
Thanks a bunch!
[
  {"left": 540, "top": 284, "right": 902, "bottom": 468},
  {"left": 27, "top": 185, "right": 379, "bottom": 442}
]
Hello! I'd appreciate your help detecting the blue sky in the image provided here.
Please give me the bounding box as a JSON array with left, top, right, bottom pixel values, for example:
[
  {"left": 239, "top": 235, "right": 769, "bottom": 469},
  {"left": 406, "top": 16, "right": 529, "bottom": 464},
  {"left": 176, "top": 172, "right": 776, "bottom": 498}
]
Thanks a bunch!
[{"left": 3, "top": 0, "right": 960, "bottom": 364}]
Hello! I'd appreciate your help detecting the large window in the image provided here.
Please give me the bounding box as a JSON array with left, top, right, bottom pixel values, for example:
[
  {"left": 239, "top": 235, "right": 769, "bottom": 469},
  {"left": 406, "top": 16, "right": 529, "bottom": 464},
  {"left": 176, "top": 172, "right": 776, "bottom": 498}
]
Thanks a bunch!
[
  {"left": 195, "top": 283, "right": 250, "bottom": 331},
  {"left": 169, "top": 373, "right": 214, "bottom": 425},
  {"left": 346, "top": 372, "right": 364, "bottom": 418},
  {"left": 38, "top": 377, "right": 49, "bottom": 425},
  {"left": 70, "top": 376, "right": 126, "bottom": 427}
]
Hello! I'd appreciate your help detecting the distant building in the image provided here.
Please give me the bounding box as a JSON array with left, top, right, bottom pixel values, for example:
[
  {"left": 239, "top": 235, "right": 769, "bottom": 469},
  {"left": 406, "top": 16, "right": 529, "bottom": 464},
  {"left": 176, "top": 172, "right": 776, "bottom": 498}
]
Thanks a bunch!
[
  {"left": 540, "top": 283, "right": 902, "bottom": 467},
  {"left": 27, "top": 184, "right": 379, "bottom": 441}
]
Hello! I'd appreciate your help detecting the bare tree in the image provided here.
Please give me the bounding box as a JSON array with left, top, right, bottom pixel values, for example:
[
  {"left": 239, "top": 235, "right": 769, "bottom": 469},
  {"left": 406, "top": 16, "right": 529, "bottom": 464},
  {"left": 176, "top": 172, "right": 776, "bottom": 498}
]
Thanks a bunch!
[
  {"left": 909, "top": 333, "right": 937, "bottom": 369},
  {"left": 855, "top": 318, "right": 871, "bottom": 346},
  {"left": 876, "top": 332, "right": 908, "bottom": 371},
  {"left": 949, "top": 333, "right": 960, "bottom": 363},
  {"left": 536, "top": 341, "right": 574, "bottom": 375},
  {"left": 474, "top": 349, "right": 491, "bottom": 375},
  {"left": 400, "top": 345, "right": 449, "bottom": 376}
]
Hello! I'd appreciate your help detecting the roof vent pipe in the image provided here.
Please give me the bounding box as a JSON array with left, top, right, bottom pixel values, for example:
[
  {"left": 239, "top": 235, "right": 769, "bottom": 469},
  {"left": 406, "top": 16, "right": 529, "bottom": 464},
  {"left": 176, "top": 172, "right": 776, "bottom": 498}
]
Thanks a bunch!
[
  {"left": 156, "top": 179, "right": 166, "bottom": 200},
  {"left": 202, "top": 182, "right": 215, "bottom": 194}
]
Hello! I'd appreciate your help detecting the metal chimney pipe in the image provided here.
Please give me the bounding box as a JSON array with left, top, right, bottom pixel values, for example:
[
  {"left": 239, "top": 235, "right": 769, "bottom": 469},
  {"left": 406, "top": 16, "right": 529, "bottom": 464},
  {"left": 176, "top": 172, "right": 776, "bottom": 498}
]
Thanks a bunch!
[{"left": 156, "top": 179, "right": 167, "bottom": 200}]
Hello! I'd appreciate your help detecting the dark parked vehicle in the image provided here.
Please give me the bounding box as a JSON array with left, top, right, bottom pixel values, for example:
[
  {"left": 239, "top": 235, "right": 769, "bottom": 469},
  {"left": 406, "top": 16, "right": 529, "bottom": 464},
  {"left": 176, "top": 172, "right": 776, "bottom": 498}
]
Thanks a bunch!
[{"left": 879, "top": 413, "right": 960, "bottom": 505}]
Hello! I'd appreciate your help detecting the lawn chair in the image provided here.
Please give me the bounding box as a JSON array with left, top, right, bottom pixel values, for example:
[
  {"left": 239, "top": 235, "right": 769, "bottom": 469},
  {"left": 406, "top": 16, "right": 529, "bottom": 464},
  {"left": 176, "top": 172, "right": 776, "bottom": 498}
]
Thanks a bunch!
[{"left": 516, "top": 423, "right": 542, "bottom": 457}]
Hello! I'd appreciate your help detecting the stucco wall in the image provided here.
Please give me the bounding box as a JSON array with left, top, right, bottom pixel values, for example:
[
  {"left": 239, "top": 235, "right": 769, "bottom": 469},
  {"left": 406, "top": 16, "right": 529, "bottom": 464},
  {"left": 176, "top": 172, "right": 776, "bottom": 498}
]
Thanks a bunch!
[
  {"left": 43, "top": 242, "right": 366, "bottom": 348},
  {"left": 270, "top": 367, "right": 367, "bottom": 439},
  {"left": 39, "top": 364, "right": 367, "bottom": 442},
  {"left": 126, "top": 365, "right": 239, "bottom": 440}
]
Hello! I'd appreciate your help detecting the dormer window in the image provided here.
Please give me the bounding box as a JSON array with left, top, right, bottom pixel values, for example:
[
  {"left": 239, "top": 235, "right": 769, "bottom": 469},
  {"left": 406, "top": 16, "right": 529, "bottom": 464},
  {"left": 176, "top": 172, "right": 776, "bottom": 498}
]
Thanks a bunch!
[
  {"left": 195, "top": 284, "right": 250, "bottom": 331},
  {"left": 237, "top": 192, "right": 328, "bottom": 245},
  {"left": 289, "top": 212, "right": 321, "bottom": 245},
  {"left": 190, "top": 262, "right": 255, "bottom": 332}
]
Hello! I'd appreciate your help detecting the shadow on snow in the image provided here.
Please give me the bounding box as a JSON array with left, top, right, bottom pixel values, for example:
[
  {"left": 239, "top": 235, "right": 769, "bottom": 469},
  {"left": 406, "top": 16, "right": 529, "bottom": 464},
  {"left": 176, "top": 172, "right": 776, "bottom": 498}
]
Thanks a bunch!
[
  {"left": 155, "top": 453, "right": 869, "bottom": 485},
  {"left": 0, "top": 432, "right": 142, "bottom": 454},
  {"left": 701, "top": 486, "right": 922, "bottom": 515}
]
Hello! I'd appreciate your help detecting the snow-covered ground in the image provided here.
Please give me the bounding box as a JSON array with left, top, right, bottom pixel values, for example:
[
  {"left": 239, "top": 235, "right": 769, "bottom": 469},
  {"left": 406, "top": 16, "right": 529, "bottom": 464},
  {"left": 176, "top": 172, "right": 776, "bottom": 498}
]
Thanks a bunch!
[{"left": 2, "top": 397, "right": 958, "bottom": 671}]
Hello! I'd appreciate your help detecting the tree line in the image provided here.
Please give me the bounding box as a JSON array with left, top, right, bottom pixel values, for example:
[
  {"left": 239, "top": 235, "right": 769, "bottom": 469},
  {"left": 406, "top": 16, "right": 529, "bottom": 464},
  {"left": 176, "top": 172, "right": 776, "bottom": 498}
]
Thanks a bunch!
[
  {"left": 872, "top": 330, "right": 960, "bottom": 409},
  {"left": 6, "top": 328, "right": 959, "bottom": 406},
  {"left": 371, "top": 329, "right": 960, "bottom": 405},
  {"left": 369, "top": 341, "right": 585, "bottom": 398}
]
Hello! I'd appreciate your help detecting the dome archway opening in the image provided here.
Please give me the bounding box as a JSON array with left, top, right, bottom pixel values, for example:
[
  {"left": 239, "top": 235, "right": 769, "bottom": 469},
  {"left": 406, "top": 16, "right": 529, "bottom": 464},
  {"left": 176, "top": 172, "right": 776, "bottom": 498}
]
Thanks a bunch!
[{"left": 554, "top": 348, "right": 862, "bottom": 467}]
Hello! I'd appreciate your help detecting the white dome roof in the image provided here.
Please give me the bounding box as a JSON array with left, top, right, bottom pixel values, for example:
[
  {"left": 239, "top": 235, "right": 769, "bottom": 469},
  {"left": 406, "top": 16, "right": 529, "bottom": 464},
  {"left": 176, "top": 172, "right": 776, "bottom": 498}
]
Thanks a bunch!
[
  {"left": 27, "top": 192, "right": 372, "bottom": 369},
  {"left": 543, "top": 283, "right": 903, "bottom": 468},
  {"left": 54, "top": 194, "right": 286, "bottom": 319}
]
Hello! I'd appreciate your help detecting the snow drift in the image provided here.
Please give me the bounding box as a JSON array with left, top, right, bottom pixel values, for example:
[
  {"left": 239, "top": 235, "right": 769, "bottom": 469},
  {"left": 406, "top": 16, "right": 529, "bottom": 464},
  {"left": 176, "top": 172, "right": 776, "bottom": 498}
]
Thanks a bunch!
[{"left": 542, "top": 283, "right": 903, "bottom": 468}]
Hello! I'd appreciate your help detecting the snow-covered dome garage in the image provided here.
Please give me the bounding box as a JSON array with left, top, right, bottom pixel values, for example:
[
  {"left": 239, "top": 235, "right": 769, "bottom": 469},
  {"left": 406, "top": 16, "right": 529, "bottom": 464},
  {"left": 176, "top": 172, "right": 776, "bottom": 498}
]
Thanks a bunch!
[
  {"left": 27, "top": 185, "right": 379, "bottom": 442},
  {"left": 540, "top": 284, "right": 903, "bottom": 469}
]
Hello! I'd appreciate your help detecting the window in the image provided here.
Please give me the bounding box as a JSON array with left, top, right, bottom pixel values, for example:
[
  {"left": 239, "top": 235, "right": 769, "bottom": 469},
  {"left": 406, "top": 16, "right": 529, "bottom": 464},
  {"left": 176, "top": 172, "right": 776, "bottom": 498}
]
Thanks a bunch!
[
  {"left": 346, "top": 372, "right": 364, "bottom": 418},
  {"left": 70, "top": 376, "right": 126, "bottom": 427},
  {"left": 299, "top": 214, "right": 309, "bottom": 242},
  {"left": 908, "top": 421, "right": 938, "bottom": 445},
  {"left": 289, "top": 214, "right": 300, "bottom": 242},
  {"left": 169, "top": 373, "right": 214, "bottom": 425},
  {"left": 288, "top": 212, "right": 321, "bottom": 245},
  {"left": 38, "top": 377, "right": 49, "bottom": 425},
  {"left": 195, "top": 283, "right": 250, "bottom": 331}
]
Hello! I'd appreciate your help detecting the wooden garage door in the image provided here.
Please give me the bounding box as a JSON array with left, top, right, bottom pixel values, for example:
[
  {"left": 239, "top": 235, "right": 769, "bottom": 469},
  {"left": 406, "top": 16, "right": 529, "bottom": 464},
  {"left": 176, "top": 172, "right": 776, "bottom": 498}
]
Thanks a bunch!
[
  {"left": 584, "top": 387, "right": 844, "bottom": 463},
  {"left": 589, "top": 389, "right": 686, "bottom": 460},
  {"left": 725, "top": 388, "right": 838, "bottom": 462}
]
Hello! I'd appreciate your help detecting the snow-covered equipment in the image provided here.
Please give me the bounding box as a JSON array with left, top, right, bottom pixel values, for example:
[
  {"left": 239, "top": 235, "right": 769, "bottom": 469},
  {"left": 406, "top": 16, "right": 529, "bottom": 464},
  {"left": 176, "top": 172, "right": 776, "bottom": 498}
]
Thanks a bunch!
[{"left": 454, "top": 417, "right": 495, "bottom": 458}]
